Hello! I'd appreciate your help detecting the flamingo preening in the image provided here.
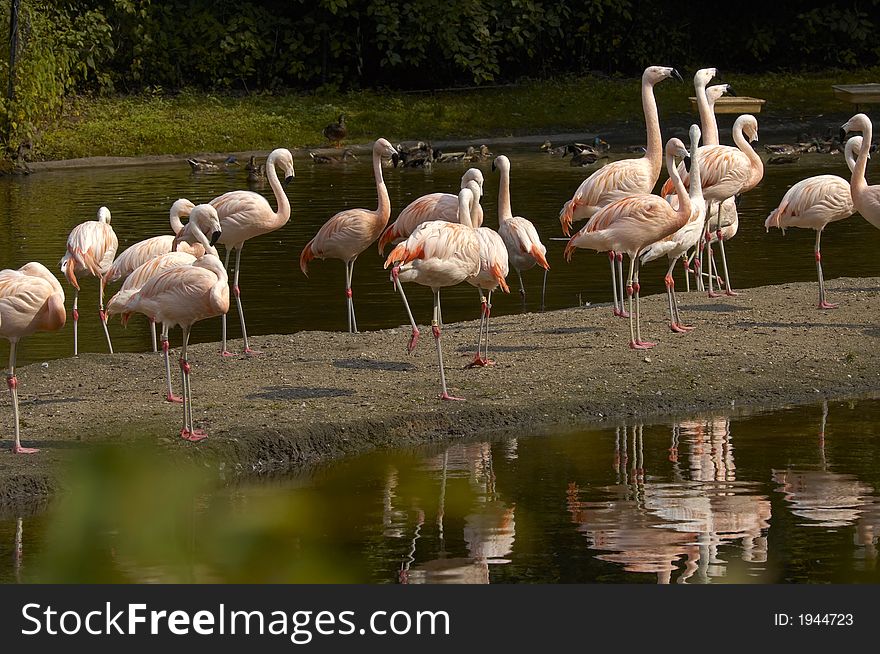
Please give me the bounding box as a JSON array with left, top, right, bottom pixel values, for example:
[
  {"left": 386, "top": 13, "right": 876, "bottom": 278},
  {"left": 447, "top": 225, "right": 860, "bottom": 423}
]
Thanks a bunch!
[
  {"left": 493, "top": 155, "right": 549, "bottom": 308},
  {"left": 300, "top": 138, "right": 399, "bottom": 333},
  {"left": 842, "top": 113, "right": 880, "bottom": 229},
  {"left": 641, "top": 124, "right": 707, "bottom": 332},
  {"left": 109, "top": 254, "right": 229, "bottom": 441},
  {"left": 765, "top": 136, "right": 862, "bottom": 309},
  {"left": 384, "top": 221, "right": 481, "bottom": 400},
  {"left": 60, "top": 206, "right": 118, "bottom": 355},
  {"left": 377, "top": 168, "right": 485, "bottom": 255},
  {"left": 211, "top": 147, "right": 295, "bottom": 355},
  {"left": 565, "top": 138, "right": 692, "bottom": 349},
  {"left": 559, "top": 65, "right": 682, "bottom": 317},
  {"left": 0, "top": 263, "right": 66, "bottom": 453}
]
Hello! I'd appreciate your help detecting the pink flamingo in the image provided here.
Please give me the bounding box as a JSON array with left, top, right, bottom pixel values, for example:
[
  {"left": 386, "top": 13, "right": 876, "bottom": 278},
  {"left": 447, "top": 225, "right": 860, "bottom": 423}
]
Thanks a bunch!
[
  {"left": 60, "top": 206, "right": 118, "bottom": 355},
  {"left": 641, "top": 124, "right": 706, "bottom": 332},
  {"left": 765, "top": 136, "right": 862, "bottom": 309},
  {"left": 459, "top": 182, "right": 510, "bottom": 366},
  {"left": 559, "top": 66, "right": 682, "bottom": 317},
  {"left": 0, "top": 262, "right": 66, "bottom": 453},
  {"left": 493, "top": 155, "right": 550, "bottom": 307},
  {"left": 565, "top": 138, "right": 691, "bottom": 349},
  {"left": 211, "top": 147, "right": 295, "bottom": 356},
  {"left": 110, "top": 253, "right": 229, "bottom": 441},
  {"left": 300, "top": 138, "right": 398, "bottom": 333},
  {"left": 377, "top": 168, "right": 485, "bottom": 254},
  {"left": 384, "top": 221, "right": 481, "bottom": 400},
  {"left": 842, "top": 113, "right": 880, "bottom": 229},
  {"left": 103, "top": 200, "right": 221, "bottom": 351}
]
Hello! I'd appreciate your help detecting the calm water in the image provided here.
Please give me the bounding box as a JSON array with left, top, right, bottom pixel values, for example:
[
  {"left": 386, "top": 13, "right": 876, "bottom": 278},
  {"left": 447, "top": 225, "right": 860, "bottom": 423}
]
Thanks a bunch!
[
  {"left": 1, "top": 148, "right": 879, "bottom": 364},
  {"left": 1, "top": 398, "right": 878, "bottom": 583}
]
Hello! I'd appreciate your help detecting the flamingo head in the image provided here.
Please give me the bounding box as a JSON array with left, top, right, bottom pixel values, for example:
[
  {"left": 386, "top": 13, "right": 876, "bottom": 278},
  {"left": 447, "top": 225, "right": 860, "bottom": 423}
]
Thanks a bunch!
[
  {"left": 374, "top": 138, "right": 398, "bottom": 163},
  {"left": 841, "top": 113, "right": 872, "bottom": 142},
  {"left": 461, "top": 167, "right": 484, "bottom": 192},
  {"left": 492, "top": 155, "right": 510, "bottom": 174},
  {"left": 846, "top": 136, "right": 867, "bottom": 162},
  {"left": 706, "top": 84, "right": 734, "bottom": 105},
  {"left": 643, "top": 66, "right": 682, "bottom": 85},
  {"left": 170, "top": 198, "right": 195, "bottom": 222},
  {"left": 268, "top": 148, "right": 295, "bottom": 185},
  {"left": 737, "top": 115, "right": 759, "bottom": 143},
  {"left": 96, "top": 206, "right": 112, "bottom": 223},
  {"left": 665, "top": 137, "right": 689, "bottom": 161},
  {"left": 693, "top": 68, "right": 717, "bottom": 88}
]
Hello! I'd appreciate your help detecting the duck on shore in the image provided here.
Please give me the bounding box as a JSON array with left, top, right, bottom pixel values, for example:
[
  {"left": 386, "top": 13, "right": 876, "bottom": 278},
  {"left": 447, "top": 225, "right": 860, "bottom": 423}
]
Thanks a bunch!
[
  {"left": 187, "top": 155, "right": 238, "bottom": 172},
  {"left": 323, "top": 114, "right": 347, "bottom": 147}
]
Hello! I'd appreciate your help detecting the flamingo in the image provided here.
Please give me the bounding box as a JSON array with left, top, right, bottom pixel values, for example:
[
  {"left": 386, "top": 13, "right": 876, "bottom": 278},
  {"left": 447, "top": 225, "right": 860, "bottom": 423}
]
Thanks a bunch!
[
  {"left": 210, "top": 147, "right": 295, "bottom": 356},
  {"left": 109, "top": 254, "right": 229, "bottom": 441},
  {"left": 842, "top": 113, "right": 880, "bottom": 229},
  {"left": 641, "top": 124, "right": 707, "bottom": 332},
  {"left": 102, "top": 200, "right": 221, "bottom": 351},
  {"left": 460, "top": 182, "right": 510, "bottom": 366},
  {"left": 384, "top": 221, "right": 481, "bottom": 400},
  {"left": 661, "top": 114, "right": 764, "bottom": 297},
  {"left": 559, "top": 65, "right": 682, "bottom": 317},
  {"left": 300, "top": 138, "right": 398, "bottom": 333},
  {"left": 60, "top": 206, "right": 118, "bottom": 355},
  {"left": 0, "top": 262, "right": 66, "bottom": 453},
  {"left": 765, "top": 136, "right": 862, "bottom": 309},
  {"left": 493, "top": 155, "right": 550, "bottom": 308},
  {"left": 565, "top": 137, "right": 691, "bottom": 349},
  {"left": 377, "top": 168, "right": 484, "bottom": 254}
]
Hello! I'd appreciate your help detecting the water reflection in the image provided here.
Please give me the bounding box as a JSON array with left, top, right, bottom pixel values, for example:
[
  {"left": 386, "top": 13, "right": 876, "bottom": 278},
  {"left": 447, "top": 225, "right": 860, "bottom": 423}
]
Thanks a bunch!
[{"left": 2, "top": 399, "right": 879, "bottom": 583}]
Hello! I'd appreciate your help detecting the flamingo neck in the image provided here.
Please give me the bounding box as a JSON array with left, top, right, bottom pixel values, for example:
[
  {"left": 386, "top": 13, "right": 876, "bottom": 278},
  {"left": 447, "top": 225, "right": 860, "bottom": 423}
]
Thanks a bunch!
[
  {"left": 668, "top": 151, "right": 691, "bottom": 223},
  {"left": 733, "top": 124, "right": 763, "bottom": 190},
  {"left": 851, "top": 120, "right": 872, "bottom": 197},
  {"left": 373, "top": 148, "right": 391, "bottom": 225},
  {"left": 497, "top": 164, "right": 513, "bottom": 223},
  {"left": 458, "top": 190, "right": 475, "bottom": 228},
  {"left": 642, "top": 79, "right": 663, "bottom": 180},
  {"left": 170, "top": 211, "right": 185, "bottom": 235},
  {"left": 266, "top": 153, "right": 291, "bottom": 229},
  {"left": 697, "top": 86, "right": 719, "bottom": 147}
]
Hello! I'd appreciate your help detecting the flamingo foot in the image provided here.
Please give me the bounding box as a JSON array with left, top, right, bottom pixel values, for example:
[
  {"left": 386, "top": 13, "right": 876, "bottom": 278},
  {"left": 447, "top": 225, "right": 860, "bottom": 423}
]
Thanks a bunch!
[
  {"left": 618, "top": 309, "right": 631, "bottom": 318},
  {"left": 166, "top": 393, "right": 184, "bottom": 404},
  {"left": 725, "top": 289, "right": 739, "bottom": 297},
  {"left": 669, "top": 322, "right": 689, "bottom": 334},
  {"left": 466, "top": 356, "right": 495, "bottom": 368},
  {"left": 407, "top": 329, "right": 420, "bottom": 354},
  {"left": 221, "top": 350, "right": 235, "bottom": 357},
  {"left": 440, "top": 392, "right": 466, "bottom": 401},
  {"left": 12, "top": 445, "right": 39, "bottom": 454},
  {"left": 629, "top": 340, "right": 656, "bottom": 350},
  {"left": 244, "top": 347, "right": 261, "bottom": 356},
  {"left": 180, "top": 429, "right": 207, "bottom": 442},
  {"left": 677, "top": 323, "right": 695, "bottom": 332},
  {"left": 707, "top": 290, "right": 721, "bottom": 298},
  {"left": 818, "top": 301, "right": 839, "bottom": 310}
]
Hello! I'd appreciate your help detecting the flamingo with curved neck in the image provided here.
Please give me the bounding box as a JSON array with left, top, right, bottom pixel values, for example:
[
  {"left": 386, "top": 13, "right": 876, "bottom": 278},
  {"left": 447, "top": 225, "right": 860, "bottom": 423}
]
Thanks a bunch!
[
  {"left": 210, "top": 147, "right": 295, "bottom": 355},
  {"left": 300, "top": 138, "right": 399, "bottom": 333},
  {"left": 565, "top": 138, "right": 691, "bottom": 349},
  {"left": 842, "top": 113, "right": 880, "bottom": 229}
]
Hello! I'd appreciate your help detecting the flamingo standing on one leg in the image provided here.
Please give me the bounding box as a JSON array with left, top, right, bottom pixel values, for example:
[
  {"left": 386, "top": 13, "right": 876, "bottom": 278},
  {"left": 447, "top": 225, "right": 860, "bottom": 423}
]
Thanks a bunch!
[
  {"left": 60, "top": 206, "right": 118, "bottom": 355},
  {"left": 662, "top": 114, "right": 763, "bottom": 298},
  {"left": 459, "top": 182, "right": 510, "bottom": 366},
  {"left": 559, "top": 65, "right": 682, "bottom": 317},
  {"left": 0, "top": 262, "right": 66, "bottom": 453},
  {"left": 110, "top": 254, "right": 229, "bottom": 441},
  {"left": 641, "top": 124, "right": 707, "bottom": 332},
  {"left": 493, "top": 155, "right": 550, "bottom": 309},
  {"left": 565, "top": 138, "right": 692, "bottom": 349},
  {"left": 210, "top": 147, "right": 295, "bottom": 356},
  {"left": 102, "top": 199, "right": 222, "bottom": 351},
  {"left": 765, "top": 136, "right": 862, "bottom": 309},
  {"left": 842, "top": 113, "right": 880, "bottom": 229},
  {"left": 384, "top": 221, "right": 481, "bottom": 400},
  {"left": 300, "top": 138, "right": 398, "bottom": 333},
  {"left": 377, "top": 168, "right": 485, "bottom": 254}
]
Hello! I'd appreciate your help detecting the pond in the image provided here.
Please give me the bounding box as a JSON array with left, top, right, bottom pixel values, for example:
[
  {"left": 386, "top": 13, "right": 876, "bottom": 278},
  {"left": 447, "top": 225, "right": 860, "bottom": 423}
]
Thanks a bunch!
[
  {"left": 1, "top": 397, "right": 877, "bottom": 583},
  {"left": 1, "top": 145, "right": 879, "bottom": 365}
]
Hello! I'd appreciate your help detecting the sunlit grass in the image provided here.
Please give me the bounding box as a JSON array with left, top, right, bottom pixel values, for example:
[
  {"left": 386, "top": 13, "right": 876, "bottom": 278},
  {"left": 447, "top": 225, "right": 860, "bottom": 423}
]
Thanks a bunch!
[{"left": 36, "top": 67, "right": 880, "bottom": 160}]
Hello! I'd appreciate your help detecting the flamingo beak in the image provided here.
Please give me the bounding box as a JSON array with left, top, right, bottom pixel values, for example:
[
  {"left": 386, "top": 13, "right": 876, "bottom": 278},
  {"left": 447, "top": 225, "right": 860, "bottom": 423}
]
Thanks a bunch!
[
  {"left": 726, "top": 86, "right": 737, "bottom": 97},
  {"left": 491, "top": 161, "right": 497, "bottom": 172},
  {"left": 683, "top": 156, "right": 692, "bottom": 173},
  {"left": 391, "top": 153, "right": 400, "bottom": 168},
  {"left": 210, "top": 231, "right": 221, "bottom": 246},
  {"left": 672, "top": 69, "right": 683, "bottom": 82}
]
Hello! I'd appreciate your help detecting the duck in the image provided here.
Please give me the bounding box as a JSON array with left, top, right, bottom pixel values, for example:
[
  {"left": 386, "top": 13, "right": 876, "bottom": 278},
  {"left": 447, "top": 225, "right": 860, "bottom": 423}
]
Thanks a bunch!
[
  {"left": 323, "top": 114, "right": 347, "bottom": 146},
  {"left": 767, "top": 153, "right": 800, "bottom": 165},
  {"left": 563, "top": 143, "right": 608, "bottom": 167},
  {"left": 467, "top": 144, "right": 492, "bottom": 162},
  {"left": 187, "top": 155, "right": 238, "bottom": 172},
  {"left": 309, "top": 148, "right": 358, "bottom": 164},
  {"left": 540, "top": 140, "right": 567, "bottom": 156},
  {"left": 245, "top": 155, "right": 265, "bottom": 183},
  {"left": 394, "top": 142, "right": 436, "bottom": 168}
]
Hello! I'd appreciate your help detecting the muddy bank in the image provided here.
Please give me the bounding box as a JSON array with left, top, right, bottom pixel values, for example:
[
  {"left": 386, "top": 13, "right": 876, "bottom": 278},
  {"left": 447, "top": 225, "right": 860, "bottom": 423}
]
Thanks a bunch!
[{"left": 2, "top": 276, "right": 879, "bottom": 508}]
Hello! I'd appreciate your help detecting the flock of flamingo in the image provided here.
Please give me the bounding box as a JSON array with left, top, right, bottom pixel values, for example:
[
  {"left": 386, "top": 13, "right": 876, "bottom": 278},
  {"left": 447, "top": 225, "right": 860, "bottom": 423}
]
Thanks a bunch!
[{"left": 1, "top": 65, "right": 879, "bottom": 453}]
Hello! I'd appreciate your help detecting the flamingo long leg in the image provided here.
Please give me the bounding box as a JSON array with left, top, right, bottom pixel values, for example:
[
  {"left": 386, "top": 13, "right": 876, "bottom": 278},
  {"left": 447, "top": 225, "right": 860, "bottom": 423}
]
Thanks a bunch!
[
  {"left": 73, "top": 290, "right": 79, "bottom": 356},
  {"left": 717, "top": 232, "right": 737, "bottom": 296},
  {"left": 667, "top": 258, "right": 694, "bottom": 333},
  {"left": 683, "top": 249, "right": 692, "bottom": 293},
  {"left": 815, "top": 230, "right": 838, "bottom": 309},
  {"left": 540, "top": 268, "right": 548, "bottom": 312},
  {"left": 345, "top": 260, "right": 353, "bottom": 333},
  {"left": 469, "top": 291, "right": 488, "bottom": 366},
  {"left": 485, "top": 290, "right": 494, "bottom": 363},
  {"left": 516, "top": 269, "right": 525, "bottom": 307},
  {"left": 433, "top": 290, "right": 463, "bottom": 401},
  {"left": 626, "top": 257, "right": 637, "bottom": 347},
  {"left": 220, "top": 248, "right": 233, "bottom": 356},
  {"left": 161, "top": 324, "right": 183, "bottom": 403},
  {"left": 616, "top": 253, "right": 629, "bottom": 318},
  {"left": 233, "top": 247, "right": 257, "bottom": 354},
  {"left": 609, "top": 251, "right": 621, "bottom": 316},
  {"left": 7, "top": 342, "right": 37, "bottom": 454},
  {"left": 633, "top": 257, "right": 655, "bottom": 349},
  {"left": 179, "top": 327, "right": 206, "bottom": 442},
  {"left": 150, "top": 318, "right": 157, "bottom": 353},
  {"left": 99, "top": 280, "right": 113, "bottom": 354},
  {"left": 392, "top": 267, "right": 419, "bottom": 353},
  {"left": 347, "top": 258, "right": 359, "bottom": 333}
]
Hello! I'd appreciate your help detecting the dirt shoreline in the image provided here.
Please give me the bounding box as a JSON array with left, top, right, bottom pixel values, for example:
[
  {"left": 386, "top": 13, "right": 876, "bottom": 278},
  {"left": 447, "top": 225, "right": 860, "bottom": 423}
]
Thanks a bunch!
[{"left": 2, "top": 276, "right": 879, "bottom": 510}]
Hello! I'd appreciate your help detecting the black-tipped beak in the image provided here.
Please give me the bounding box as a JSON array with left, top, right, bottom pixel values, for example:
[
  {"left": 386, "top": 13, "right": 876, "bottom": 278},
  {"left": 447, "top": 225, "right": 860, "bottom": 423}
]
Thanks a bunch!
[
  {"left": 491, "top": 161, "right": 497, "bottom": 172},
  {"left": 210, "top": 231, "right": 221, "bottom": 246},
  {"left": 672, "top": 69, "right": 683, "bottom": 82},
  {"left": 839, "top": 128, "right": 848, "bottom": 142},
  {"left": 683, "top": 156, "right": 691, "bottom": 173},
  {"left": 284, "top": 175, "right": 294, "bottom": 185},
  {"left": 726, "top": 86, "right": 737, "bottom": 97},
  {"left": 391, "top": 153, "right": 400, "bottom": 168}
]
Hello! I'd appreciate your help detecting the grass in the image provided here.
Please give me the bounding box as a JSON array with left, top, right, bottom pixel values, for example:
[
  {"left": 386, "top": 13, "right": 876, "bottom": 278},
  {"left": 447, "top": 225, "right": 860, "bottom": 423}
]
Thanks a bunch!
[{"left": 35, "top": 67, "right": 880, "bottom": 161}]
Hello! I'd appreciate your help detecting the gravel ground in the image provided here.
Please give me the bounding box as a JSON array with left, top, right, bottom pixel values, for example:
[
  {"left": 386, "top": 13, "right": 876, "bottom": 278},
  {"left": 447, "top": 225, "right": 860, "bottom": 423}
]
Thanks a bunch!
[{"left": 2, "top": 276, "right": 879, "bottom": 510}]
